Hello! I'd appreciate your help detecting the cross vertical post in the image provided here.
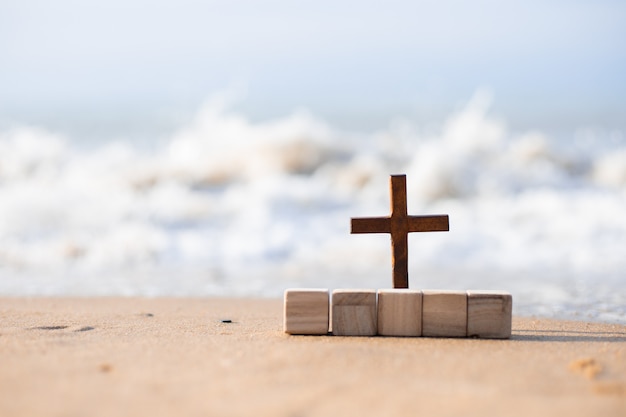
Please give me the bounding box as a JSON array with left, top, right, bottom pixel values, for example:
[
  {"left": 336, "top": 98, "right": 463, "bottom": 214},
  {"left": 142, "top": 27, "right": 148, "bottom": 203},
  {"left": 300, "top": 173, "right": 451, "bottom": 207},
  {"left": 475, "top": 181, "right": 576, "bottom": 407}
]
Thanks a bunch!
[
  {"left": 390, "top": 174, "right": 409, "bottom": 288},
  {"left": 351, "top": 174, "right": 449, "bottom": 288}
]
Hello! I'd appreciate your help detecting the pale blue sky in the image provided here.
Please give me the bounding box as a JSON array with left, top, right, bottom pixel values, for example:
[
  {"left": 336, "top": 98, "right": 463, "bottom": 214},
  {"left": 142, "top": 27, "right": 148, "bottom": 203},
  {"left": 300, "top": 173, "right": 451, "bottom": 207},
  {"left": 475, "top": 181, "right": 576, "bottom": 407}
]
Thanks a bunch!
[{"left": 1, "top": 0, "right": 624, "bottom": 140}]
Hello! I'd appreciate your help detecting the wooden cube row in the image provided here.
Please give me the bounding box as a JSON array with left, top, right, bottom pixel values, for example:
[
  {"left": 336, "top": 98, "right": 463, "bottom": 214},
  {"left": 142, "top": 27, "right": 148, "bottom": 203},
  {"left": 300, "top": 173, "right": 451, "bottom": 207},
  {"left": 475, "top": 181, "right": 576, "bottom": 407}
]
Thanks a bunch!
[{"left": 284, "top": 289, "right": 512, "bottom": 339}]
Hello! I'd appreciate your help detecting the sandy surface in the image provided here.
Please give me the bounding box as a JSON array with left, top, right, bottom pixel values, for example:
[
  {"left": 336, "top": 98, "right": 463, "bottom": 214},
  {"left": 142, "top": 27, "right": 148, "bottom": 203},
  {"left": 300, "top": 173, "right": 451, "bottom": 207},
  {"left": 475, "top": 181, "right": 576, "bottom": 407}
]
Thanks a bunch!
[{"left": 1, "top": 297, "right": 625, "bottom": 417}]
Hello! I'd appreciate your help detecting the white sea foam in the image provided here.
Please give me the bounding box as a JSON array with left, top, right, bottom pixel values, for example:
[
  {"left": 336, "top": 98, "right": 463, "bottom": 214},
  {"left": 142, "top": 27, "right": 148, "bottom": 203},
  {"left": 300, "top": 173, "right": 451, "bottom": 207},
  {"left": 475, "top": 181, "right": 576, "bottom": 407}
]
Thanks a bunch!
[{"left": 0, "top": 93, "right": 624, "bottom": 323}]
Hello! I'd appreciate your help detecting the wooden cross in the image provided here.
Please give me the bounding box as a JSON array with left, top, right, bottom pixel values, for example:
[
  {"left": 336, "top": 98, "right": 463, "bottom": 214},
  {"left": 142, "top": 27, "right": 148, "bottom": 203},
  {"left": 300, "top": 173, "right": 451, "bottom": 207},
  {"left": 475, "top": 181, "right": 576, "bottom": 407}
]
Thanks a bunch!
[{"left": 351, "top": 174, "right": 449, "bottom": 289}]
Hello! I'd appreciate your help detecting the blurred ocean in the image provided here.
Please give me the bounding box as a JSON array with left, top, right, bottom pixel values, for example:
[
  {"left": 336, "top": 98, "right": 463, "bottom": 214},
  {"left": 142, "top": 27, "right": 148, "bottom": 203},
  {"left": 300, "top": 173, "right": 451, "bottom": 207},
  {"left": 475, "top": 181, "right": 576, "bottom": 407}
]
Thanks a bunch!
[
  {"left": 1, "top": 0, "right": 625, "bottom": 324},
  {"left": 0, "top": 92, "right": 624, "bottom": 324}
]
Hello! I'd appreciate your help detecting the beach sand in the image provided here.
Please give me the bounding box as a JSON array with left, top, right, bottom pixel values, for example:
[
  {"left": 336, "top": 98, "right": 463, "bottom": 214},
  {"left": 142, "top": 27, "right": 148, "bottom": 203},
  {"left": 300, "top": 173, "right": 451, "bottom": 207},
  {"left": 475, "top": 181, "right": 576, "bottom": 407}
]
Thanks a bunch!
[{"left": 1, "top": 297, "right": 625, "bottom": 416}]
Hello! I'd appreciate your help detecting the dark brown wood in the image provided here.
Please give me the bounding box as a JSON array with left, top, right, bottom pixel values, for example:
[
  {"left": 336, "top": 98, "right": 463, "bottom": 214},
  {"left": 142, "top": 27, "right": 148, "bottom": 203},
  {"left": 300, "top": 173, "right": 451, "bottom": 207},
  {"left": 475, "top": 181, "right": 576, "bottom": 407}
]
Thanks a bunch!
[
  {"left": 351, "top": 217, "right": 391, "bottom": 234},
  {"left": 350, "top": 174, "right": 449, "bottom": 288},
  {"left": 407, "top": 215, "right": 450, "bottom": 233}
]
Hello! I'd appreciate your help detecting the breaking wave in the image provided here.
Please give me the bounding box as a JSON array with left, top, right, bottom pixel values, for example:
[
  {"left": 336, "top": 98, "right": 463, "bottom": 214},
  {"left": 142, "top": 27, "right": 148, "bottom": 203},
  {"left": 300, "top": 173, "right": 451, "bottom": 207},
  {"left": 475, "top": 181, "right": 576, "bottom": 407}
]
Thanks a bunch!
[{"left": 0, "top": 92, "right": 624, "bottom": 322}]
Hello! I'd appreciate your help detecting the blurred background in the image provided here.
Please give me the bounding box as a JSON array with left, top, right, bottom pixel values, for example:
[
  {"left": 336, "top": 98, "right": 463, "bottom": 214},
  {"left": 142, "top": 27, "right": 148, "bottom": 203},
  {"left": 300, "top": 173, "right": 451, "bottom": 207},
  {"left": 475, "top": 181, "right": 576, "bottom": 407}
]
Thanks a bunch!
[{"left": 0, "top": 0, "right": 625, "bottom": 322}]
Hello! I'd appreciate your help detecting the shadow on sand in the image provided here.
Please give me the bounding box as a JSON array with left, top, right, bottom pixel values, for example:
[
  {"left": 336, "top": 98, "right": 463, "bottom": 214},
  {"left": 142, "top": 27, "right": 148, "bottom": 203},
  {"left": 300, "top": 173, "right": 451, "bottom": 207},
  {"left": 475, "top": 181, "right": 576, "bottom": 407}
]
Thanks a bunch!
[{"left": 512, "top": 328, "right": 626, "bottom": 343}]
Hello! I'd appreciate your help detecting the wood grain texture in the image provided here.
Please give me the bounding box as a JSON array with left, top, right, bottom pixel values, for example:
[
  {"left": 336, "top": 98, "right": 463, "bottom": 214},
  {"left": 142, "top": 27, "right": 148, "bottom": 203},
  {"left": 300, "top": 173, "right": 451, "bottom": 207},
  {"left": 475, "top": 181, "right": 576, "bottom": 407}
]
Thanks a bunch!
[
  {"left": 389, "top": 175, "right": 409, "bottom": 288},
  {"left": 467, "top": 290, "right": 512, "bottom": 339},
  {"left": 377, "top": 289, "right": 422, "bottom": 337},
  {"left": 407, "top": 215, "right": 449, "bottom": 232},
  {"left": 422, "top": 290, "right": 467, "bottom": 338},
  {"left": 349, "top": 175, "right": 449, "bottom": 289},
  {"left": 351, "top": 217, "right": 391, "bottom": 234},
  {"left": 283, "top": 289, "right": 329, "bottom": 335},
  {"left": 332, "top": 290, "right": 377, "bottom": 336}
]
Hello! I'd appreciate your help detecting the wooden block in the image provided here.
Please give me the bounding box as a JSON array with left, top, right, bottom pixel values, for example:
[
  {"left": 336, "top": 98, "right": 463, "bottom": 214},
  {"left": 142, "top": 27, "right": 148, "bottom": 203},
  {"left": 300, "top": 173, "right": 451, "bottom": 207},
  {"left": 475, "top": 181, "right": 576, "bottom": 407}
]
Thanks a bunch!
[
  {"left": 332, "top": 290, "right": 377, "bottom": 336},
  {"left": 377, "top": 289, "right": 422, "bottom": 336},
  {"left": 422, "top": 290, "right": 467, "bottom": 337},
  {"left": 467, "top": 290, "right": 512, "bottom": 339},
  {"left": 284, "top": 289, "right": 329, "bottom": 335}
]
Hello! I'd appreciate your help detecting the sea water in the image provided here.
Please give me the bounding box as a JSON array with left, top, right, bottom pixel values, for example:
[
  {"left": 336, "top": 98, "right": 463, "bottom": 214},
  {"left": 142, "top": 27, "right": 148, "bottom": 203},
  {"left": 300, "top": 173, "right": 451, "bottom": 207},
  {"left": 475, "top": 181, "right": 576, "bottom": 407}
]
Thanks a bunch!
[{"left": 1, "top": 93, "right": 625, "bottom": 324}]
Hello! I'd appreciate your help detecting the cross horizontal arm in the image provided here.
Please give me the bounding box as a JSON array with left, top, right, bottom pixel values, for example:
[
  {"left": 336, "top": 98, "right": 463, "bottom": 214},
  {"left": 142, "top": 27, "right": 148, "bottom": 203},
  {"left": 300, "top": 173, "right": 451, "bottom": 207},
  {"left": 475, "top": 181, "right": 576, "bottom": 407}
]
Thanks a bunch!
[
  {"left": 407, "top": 215, "right": 449, "bottom": 232},
  {"left": 351, "top": 217, "right": 391, "bottom": 234}
]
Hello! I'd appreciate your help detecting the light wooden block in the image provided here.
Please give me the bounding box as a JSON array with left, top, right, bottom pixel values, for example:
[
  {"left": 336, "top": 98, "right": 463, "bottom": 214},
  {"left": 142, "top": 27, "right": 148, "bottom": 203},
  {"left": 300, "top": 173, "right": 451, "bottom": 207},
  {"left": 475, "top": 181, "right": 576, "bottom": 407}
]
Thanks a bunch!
[
  {"left": 467, "top": 290, "right": 512, "bottom": 339},
  {"left": 332, "top": 289, "right": 377, "bottom": 336},
  {"left": 377, "top": 289, "right": 422, "bottom": 337},
  {"left": 284, "top": 289, "right": 329, "bottom": 335},
  {"left": 422, "top": 290, "right": 467, "bottom": 337}
]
